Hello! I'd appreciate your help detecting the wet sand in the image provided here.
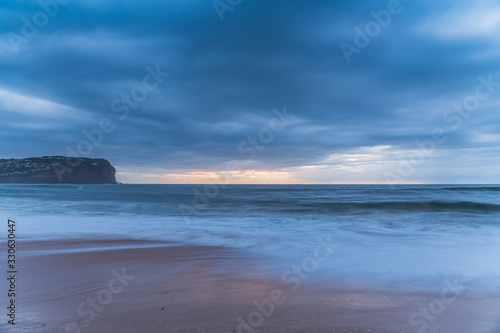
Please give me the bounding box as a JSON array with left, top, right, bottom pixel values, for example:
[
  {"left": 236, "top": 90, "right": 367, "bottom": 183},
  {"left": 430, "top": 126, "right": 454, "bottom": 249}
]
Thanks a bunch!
[{"left": 6, "top": 239, "right": 499, "bottom": 333}]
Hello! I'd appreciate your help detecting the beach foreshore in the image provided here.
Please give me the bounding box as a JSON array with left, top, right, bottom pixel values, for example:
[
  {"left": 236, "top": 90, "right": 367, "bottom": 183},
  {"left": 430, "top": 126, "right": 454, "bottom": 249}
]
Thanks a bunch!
[{"left": 6, "top": 239, "right": 499, "bottom": 333}]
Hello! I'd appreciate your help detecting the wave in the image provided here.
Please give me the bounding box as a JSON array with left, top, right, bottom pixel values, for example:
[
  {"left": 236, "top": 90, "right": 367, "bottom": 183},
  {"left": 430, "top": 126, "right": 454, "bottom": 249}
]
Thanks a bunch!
[
  {"left": 247, "top": 200, "right": 500, "bottom": 213},
  {"left": 319, "top": 200, "right": 500, "bottom": 213},
  {"left": 2, "top": 185, "right": 500, "bottom": 218},
  {"left": 202, "top": 200, "right": 500, "bottom": 215},
  {"left": 393, "top": 186, "right": 500, "bottom": 192},
  {"left": 441, "top": 186, "right": 500, "bottom": 192}
]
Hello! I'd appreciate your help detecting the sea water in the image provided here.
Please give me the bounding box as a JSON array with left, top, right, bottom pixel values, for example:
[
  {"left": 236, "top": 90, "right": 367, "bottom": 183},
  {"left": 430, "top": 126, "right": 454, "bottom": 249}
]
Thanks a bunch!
[{"left": 1, "top": 184, "right": 500, "bottom": 295}]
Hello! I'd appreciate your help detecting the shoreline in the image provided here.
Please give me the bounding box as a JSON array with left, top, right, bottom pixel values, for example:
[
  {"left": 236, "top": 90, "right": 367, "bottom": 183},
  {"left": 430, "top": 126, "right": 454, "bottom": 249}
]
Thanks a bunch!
[{"left": 4, "top": 238, "right": 499, "bottom": 332}]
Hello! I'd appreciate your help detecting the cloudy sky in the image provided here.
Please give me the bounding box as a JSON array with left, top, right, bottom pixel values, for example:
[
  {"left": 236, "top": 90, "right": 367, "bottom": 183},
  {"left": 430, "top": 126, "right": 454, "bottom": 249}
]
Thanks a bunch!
[{"left": 1, "top": 0, "right": 499, "bottom": 184}]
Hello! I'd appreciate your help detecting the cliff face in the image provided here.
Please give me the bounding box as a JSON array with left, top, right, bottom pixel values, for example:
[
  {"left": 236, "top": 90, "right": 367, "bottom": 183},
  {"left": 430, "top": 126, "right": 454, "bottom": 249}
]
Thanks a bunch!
[{"left": 0, "top": 156, "right": 117, "bottom": 184}]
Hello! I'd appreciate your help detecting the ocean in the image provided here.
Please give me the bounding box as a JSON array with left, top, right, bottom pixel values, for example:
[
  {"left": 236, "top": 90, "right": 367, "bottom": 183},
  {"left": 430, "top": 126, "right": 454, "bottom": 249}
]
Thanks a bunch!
[{"left": 2, "top": 184, "right": 500, "bottom": 295}]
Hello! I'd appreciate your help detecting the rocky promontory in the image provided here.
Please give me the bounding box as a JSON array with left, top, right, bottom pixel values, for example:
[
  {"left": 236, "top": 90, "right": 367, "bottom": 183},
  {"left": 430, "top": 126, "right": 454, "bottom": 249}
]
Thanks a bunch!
[{"left": 0, "top": 156, "right": 117, "bottom": 184}]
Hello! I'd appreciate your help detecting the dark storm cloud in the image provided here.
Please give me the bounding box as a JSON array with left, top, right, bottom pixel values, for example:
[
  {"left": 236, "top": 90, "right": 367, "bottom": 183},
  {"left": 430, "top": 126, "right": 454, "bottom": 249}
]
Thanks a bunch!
[{"left": 1, "top": 0, "right": 499, "bottom": 178}]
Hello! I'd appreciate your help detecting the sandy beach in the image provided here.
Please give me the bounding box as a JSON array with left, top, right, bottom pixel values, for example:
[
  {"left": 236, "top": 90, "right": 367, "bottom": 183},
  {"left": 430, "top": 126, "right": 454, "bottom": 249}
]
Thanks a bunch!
[
  {"left": 3, "top": 0, "right": 500, "bottom": 330},
  {"left": 6, "top": 238, "right": 498, "bottom": 333}
]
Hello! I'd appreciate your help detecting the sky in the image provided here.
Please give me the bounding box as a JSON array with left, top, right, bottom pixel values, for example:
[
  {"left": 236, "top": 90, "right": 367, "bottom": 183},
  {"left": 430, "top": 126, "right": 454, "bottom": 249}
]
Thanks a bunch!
[{"left": 1, "top": 0, "right": 500, "bottom": 184}]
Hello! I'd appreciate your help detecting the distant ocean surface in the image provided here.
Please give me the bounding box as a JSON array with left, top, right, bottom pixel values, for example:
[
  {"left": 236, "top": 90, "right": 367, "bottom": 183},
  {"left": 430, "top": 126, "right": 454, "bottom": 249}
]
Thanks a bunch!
[{"left": 2, "top": 184, "right": 500, "bottom": 293}]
